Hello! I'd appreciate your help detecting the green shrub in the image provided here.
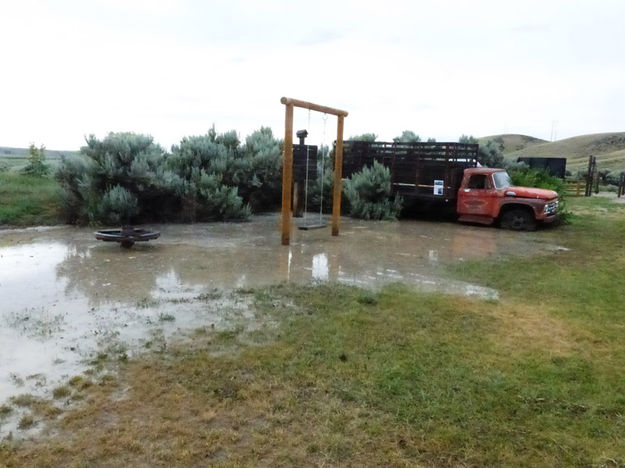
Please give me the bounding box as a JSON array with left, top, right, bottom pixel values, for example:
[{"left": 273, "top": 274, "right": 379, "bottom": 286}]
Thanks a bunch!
[
  {"left": 56, "top": 127, "right": 281, "bottom": 224},
  {"left": 349, "top": 133, "right": 377, "bottom": 142},
  {"left": 459, "top": 135, "right": 504, "bottom": 168},
  {"left": 393, "top": 130, "right": 421, "bottom": 143},
  {"left": 508, "top": 167, "right": 571, "bottom": 223},
  {"left": 343, "top": 161, "right": 402, "bottom": 220},
  {"left": 186, "top": 171, "right": 251, "bottom": 221},
  {"left": 508, "top": 167, "right": 566, "bottom": 193},
  {"left": 606, "top": 171, "right": 623, "bottom": 186},
  {"left": 237, "top": 127, "right": 282, "bottom": 211},
  {"left": 99, "top": 185, "right": 139, "bottom": 225},
  {"left": 22, "top": 144, "right": 49, "bottom": 177},
  {"left": 56, "top": 132, "right": 165, "bottom": 224},
  {"left": 165, "top": 130, "right": 253, "bottom": 220}
]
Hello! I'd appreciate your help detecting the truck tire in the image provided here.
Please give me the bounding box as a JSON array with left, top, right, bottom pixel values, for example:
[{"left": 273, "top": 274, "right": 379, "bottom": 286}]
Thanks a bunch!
[{"left": 500, "top": 208, "right": 536, "bottom": 231}]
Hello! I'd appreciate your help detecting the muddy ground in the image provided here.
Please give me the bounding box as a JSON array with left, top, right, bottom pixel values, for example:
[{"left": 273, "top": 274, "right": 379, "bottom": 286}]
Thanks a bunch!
[{"left": 0, "top": 214, "right": 563, "bottom": 436}]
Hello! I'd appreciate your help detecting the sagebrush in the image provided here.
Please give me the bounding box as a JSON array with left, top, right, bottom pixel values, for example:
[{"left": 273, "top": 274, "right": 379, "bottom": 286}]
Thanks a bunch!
[
  {"left": 343, "top": 161, "right": 402, "bottom": 220},
  {"left": 56, "top": 128, "right": 282, "bottom": 224}
]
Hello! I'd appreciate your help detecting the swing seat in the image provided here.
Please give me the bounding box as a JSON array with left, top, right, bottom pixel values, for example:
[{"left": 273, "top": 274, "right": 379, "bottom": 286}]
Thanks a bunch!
[{"left": 298, "top": 223, "right": 327, "bottom": 230}]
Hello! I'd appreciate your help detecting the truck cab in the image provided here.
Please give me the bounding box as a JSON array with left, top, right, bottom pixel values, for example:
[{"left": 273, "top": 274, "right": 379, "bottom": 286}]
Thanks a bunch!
[{"left": 456, "top": 168, "right": 559, "bottom": 230}]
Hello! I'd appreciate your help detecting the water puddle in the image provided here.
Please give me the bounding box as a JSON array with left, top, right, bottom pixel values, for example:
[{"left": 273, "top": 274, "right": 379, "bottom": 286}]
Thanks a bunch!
[{"left": 0, "top": 215, "right": 560, "bottom": 434}]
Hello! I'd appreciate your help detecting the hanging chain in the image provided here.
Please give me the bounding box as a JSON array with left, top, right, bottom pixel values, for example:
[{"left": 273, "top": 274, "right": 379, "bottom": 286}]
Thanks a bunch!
[
  {"left": 319, "top": 113, "right": 328, "bottom": 221},
  {"left": 303, "top": 109, "right": 311, "bottom": 219}
]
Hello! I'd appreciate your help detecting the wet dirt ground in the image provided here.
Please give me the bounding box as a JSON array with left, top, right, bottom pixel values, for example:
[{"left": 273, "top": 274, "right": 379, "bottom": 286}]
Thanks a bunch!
[{"left": 0, "top": 214, "right": 562, "bottom": 434}]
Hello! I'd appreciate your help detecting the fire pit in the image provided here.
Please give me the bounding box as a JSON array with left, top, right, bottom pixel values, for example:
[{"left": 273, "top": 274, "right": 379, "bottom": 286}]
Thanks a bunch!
[{"left": 94, "top": 226, "right": 160, "bottom": 248}]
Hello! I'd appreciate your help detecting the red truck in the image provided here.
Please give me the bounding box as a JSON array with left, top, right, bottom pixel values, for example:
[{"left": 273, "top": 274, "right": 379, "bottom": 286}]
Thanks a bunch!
[{"left": 342, "top": 141, "right": 559, "bottom": 230}]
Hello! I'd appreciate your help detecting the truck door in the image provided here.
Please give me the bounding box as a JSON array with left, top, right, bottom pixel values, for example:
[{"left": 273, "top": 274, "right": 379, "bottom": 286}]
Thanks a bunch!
[{"left": 457, "top": 174, "right": 499, "bottom": 219}]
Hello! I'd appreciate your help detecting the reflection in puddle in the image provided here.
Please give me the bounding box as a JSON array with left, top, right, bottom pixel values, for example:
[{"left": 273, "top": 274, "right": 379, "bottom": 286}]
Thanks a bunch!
[
  {"left": 312, "top": 253, "right": 329, "bottom": 281},
  {"left": 0, "top": 215, "right": 560, "bottom": 431},
  {"left": 428, "top": 249, "right": 439, "bottom": 264}
]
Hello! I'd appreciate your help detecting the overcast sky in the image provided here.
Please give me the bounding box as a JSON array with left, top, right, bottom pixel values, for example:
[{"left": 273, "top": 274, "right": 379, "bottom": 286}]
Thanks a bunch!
[{"left": 1, "top": 0, "right": 623, "bottom": 150}]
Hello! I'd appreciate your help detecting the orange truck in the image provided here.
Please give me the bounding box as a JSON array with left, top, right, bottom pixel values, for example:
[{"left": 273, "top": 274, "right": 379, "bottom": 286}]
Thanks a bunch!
[{"left": 342, "top": 141, "right": 559, "bottom": 230}]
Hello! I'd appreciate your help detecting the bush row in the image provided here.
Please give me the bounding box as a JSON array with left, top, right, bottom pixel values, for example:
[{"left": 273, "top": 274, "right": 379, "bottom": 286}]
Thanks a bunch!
[
  {"left": 57, "top": 129, "right": 281, "bottom": 224},
  {"left": 58, "top": 129, "right": 572, "bottom": 226},
  {"left": 57, "top": 130, "right": 400, "bottom": 225}
]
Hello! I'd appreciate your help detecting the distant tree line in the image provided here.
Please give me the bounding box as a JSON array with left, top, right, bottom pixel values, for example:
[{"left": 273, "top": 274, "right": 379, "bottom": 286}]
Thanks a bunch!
[{"left": 349, "top": 132, "right": 506, "bottom": 168}]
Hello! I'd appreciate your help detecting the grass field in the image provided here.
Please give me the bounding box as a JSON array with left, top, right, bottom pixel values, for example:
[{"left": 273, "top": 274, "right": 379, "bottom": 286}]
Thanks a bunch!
[
  {"left": 1, "top": 197, "right": 624, "bottom": 466},
  {"left": 0, "top": 172, "right": 63, "bottom": 226}
]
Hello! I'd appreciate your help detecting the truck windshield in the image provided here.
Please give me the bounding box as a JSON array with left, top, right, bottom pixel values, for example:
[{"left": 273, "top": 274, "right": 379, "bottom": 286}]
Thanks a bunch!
[{"left": 493, "top": 171, "right": 512, "bottom": 189}]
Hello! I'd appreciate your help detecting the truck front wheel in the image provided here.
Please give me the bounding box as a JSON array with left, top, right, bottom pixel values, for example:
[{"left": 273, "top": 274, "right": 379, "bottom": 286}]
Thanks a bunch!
[{"left": 500, "top": 209, "right": 536, "bottom": 231}]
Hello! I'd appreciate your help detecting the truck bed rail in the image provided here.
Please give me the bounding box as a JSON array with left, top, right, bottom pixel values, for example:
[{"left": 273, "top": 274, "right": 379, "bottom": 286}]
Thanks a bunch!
[{"left": 342, "top": 141, "right": 479, "bottom": 200}]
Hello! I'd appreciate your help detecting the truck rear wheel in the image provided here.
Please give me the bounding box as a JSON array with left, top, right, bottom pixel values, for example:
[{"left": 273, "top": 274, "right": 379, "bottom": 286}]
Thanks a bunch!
[{"left": 500, "top": 209, "right": 536, "bottom": 231}]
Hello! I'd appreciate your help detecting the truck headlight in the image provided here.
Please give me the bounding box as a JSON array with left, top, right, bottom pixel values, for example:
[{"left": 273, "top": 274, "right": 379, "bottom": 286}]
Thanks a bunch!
[{"left": 544, "top": 200, "right": 558, "bottom": 215}]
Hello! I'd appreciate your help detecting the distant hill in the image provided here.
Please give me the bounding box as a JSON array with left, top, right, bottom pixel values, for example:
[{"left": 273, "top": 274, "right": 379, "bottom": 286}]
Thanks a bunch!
[
  {"left": 0, "top": 146, "right": 78, "bottom": 160},
  {"left": 0, "top": 146, "right": 79, "bottom": 171},
  {"left": 478, "top": 134, "right": 547, "bottom": 154},
  {"left": 480, "top": 132, "right": 625, "bottom": 173}
]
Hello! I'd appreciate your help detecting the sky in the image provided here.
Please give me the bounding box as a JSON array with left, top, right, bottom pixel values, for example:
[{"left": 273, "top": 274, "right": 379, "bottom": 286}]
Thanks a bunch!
[{"left": 1, "top": 0, "right": 624, "bottom": 150}]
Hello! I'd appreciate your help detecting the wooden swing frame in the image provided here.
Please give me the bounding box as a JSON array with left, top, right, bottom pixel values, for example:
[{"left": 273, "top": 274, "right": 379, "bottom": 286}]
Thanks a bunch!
[{"left": 280, "top": 97, "right": 348, "bottom": 245}]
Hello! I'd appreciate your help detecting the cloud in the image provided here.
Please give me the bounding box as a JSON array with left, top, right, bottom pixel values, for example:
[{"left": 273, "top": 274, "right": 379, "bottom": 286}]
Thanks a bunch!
[
  {"left": 297, "top": 29, "right": 343, "bottom": 46},
  {"left": 0, "top": 0, "right": 623, "bottom": 148}
]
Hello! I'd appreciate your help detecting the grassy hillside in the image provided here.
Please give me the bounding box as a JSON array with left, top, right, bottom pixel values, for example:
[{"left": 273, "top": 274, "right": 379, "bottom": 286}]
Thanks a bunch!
[
  {"left": 478, "top": 134, "right": 547, "bottom": 153},
  {"left": 502, "top": 132, "right": 625, "bottom": 173}
]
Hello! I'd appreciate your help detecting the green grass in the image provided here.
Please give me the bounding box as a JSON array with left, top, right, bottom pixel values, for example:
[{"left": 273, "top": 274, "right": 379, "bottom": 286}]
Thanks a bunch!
[
  {"left": 450, "top": 197, "right": 625, "bottom": 312},
  {"left": 0, "top": 172, "right": 63, "bottom": 226},
  {"left": 1, "top": 197, "right": 625, "bottom": 466}
]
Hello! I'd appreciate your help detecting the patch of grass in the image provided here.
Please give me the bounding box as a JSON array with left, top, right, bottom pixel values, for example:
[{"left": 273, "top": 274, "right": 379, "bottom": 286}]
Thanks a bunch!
[
  {"left": 450, "top": 198, "right": 625, "bottom": 319},
  {"left": 89, "top": 352, "right": 108, "bottom": 366},
  {"left": 136, "top": 297, "right": 159, "bottom": 309},
  {"left": 158, "top": 313, "right": 175, "bottom": 322},
  {"left": 52, "top": 386, "right": 71, "bottom": 399},
  {"left": 0, "top": 405, "right": 13, "bottom": 418},
  {"left": 68, "top": 376, "right": 93, "bottom": 391},
  {"left": 0, "top": 172, "right": 63, "bottom": 226},
  {"left": 31, "top": 401, "right": 62, "bottom": 419},
  {"left": 17, "top": 414, "right": 35, "bottom": 430},
  {"left": 10, "top": 394, "right": 38, "bottom": 407}
]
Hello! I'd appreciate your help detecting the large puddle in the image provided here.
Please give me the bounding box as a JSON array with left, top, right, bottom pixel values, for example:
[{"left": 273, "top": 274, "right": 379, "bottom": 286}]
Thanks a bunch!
[{"left": 0, "top": 215, "right": 560, "bottom": 433}]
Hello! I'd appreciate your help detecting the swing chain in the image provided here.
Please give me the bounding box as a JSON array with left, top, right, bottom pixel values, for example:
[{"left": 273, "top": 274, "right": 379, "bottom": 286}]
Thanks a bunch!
[
  {"left": 303, "top": 109, "right": 311, "bottom": 220},
  {"left": 319, "top": 113, "right": 328, "bottom": 222}
]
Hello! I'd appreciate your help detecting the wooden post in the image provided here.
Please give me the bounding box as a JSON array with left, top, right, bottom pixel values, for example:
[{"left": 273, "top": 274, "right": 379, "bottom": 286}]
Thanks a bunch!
[
  {"left": 332, "top": 115, "right": 345, "bottom": 236},
  {"left": 281, "top": 103, "right": 294, "bottom": 245}
]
